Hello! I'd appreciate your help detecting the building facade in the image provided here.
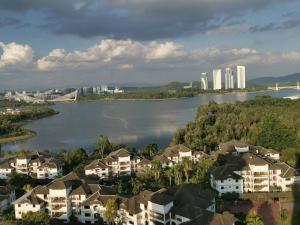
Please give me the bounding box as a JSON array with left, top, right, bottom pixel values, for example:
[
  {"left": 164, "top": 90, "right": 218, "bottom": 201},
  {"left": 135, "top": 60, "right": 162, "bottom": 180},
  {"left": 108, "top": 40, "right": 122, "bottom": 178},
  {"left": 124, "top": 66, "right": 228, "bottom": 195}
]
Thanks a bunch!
[
  {"left": 236, "top": 65, "right": 246, "bottom": 89},
  {"left": 225, "top": 67, "right": 234, "bottom": 89},
  {"left": 213, "top": 69, "right": 222, "bottom": 90}
]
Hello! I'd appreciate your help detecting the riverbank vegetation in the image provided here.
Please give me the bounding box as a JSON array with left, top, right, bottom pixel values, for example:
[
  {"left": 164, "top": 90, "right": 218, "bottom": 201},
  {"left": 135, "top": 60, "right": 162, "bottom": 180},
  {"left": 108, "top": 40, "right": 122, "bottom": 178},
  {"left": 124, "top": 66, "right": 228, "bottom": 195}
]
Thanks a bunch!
[
  {"left": 0, "top": 106, "right": 57, "bottom": 143},
  {"left": 78, "top": 82, "right": 267, "bottom": 101},
  {"left": 172, "top": 96, "right": 300, "bottom": 167}
]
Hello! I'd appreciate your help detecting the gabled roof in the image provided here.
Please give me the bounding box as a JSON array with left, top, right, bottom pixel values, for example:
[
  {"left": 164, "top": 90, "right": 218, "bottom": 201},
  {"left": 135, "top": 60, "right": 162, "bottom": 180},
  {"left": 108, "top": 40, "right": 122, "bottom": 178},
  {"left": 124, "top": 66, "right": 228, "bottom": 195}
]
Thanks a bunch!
[
  {"left": 108, "top": 148, "right": 130, "bottom": 158},
  {"left": 137, "top": 158, "right": 151, "bottom": 166},
  {"left": 14, "top": 188, "right": 44, "bottom": 205},
  {"left": 84, "top": 159, "right": 109, "bottom": 170},
  {"left": 211, "top": 164, "right": 243, "bottom": 180},
  {"left": 163, "top": 144, "right": 192, "bottom": 157},
  {"left": 153, "top": 155, "right": 171, "bottom": 164},
  {"left": 276, "top": 162, "right": 296, "bottom": 178},
  {"left": 0, "top": 161, "right": 12, "bottom": 169},
  {"left": 150, "top": 189, "right": 173, "bottom": 205},
  {"left": 181, "top": 211, "right": 236, "bottom": 225}
]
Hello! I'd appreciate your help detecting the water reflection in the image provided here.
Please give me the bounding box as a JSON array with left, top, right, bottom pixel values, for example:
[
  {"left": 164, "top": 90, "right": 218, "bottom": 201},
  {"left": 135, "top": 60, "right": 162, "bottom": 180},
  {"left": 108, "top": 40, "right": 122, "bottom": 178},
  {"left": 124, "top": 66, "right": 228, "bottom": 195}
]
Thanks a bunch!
[{"left": 3, "top": 89, "right": 299, "bottom": 152}]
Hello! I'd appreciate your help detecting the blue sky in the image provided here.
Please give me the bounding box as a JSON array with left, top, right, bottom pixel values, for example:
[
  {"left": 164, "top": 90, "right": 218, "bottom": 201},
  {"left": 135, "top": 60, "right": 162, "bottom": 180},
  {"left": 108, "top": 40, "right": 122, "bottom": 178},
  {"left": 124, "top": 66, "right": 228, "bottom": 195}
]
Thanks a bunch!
[{"left": 0, "top": 0, "right": 300, "bottom": 90}]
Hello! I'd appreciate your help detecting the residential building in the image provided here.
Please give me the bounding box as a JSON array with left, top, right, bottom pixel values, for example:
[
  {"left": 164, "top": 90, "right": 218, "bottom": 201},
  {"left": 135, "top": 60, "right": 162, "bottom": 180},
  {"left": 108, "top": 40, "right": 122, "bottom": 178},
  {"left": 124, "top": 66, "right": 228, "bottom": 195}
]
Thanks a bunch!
[
  {"left": 0, "top": 161, "right": 14, "bottom": 179},
  {"left": 225, "top": 68, "right": 234, "bottom": 89},
  {"left": 211, "top": 147, "right": 296, "bottom": 195},
  {"left": 200, "top": 72, "right": 208, "bottom": 90},
  {"left": 236, "top": 65, "right": 246, "bottom": 89},
  {"left": 84, "top": 149, "right": 141, "bottom": 178},
  {"left": 13, "top": 173, "right": 236, "bottom": 225},
  {"left": 213, "top": 69, "right": 222, "bottom": 90},
  {"left": 157, "top": 144, "right": 207, "bottom": 165},
  {"left": 36, "top": 159, "right": 63, "bottom": 179},
  {"left": 0, "top": 185, "right": 15, "bottom": 212},
  {"left": 1, "top": 152, "right": 63, "bottom": 179}
]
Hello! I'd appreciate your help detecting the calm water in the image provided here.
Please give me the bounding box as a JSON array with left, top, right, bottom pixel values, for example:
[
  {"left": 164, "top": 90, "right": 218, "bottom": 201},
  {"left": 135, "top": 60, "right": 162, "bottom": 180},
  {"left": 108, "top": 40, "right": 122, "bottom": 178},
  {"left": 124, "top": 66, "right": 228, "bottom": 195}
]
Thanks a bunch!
[{"left": 3, "top": 89, "right": 299, "bottom": 152}]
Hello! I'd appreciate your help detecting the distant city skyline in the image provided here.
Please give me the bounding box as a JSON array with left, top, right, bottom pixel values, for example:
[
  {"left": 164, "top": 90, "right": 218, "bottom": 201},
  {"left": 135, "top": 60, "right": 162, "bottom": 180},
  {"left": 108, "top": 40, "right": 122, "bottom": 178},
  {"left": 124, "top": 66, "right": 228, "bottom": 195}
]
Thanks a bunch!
[{"left": 0, "top": 0, "right": 300, "bottom": 90}]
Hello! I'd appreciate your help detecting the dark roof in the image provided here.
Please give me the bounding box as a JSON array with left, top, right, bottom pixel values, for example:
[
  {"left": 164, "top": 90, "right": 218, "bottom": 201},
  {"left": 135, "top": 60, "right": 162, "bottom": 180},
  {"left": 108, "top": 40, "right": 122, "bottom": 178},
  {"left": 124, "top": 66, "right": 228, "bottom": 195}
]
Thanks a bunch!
[
  {"left": 34, "top": 185, "right": 49, "bottom": 195},
  {"left": 150, "top": 189, "right": 173, "bottom": 205},
  {"left": 163, "top": 144, "right": 192, "bottom": 157},
  {"left": 0, "top": 161, "right": 12, "bottom": 169},
  {"left": 108, "top": 148, "right": 130, "bottom": 158},
  {"left": 48, "top": 180, "right": 72, "bottom": 190},
  {"left": 181, "top": 211, "right": 236, "bottom": 225},
  {"left": 122, "top": 190, "right": 154, "bottom": 215},
  {"left": 84, "top": 159, "right": 109, "bottom": 170},
  {"left": 211, "top": 165, "right": 243, "bottom": 180},
  {"left": 16, "top": 189, "right": 44, "bottom": 205},
  {"left": 83, "top": 191, "right": 116, "bottom": 206},
  {"left": 276, "top": 163, "right": 296, "bottom": 178},
  {"left": 168, "top": 185, "right": 215, "bottom": 211},
  {"left": 137, "top": 158, "right": 151, "bottom": 166},
  {"left": 153, "top": 155, "right": 171, "bottom": 164}
]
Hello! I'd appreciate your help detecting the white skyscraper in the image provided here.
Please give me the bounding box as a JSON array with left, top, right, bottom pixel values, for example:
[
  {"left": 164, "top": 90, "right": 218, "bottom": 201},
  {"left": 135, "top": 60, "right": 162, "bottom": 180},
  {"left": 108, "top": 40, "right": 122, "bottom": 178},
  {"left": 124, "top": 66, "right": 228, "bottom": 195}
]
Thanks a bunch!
[
  {"left": 200, "top": 72, "right": 208, "bottom": 90},
  {"left": 225, "top": 67, "right": 234, "bottom": 89},
  {"left": 213, "top": 69, "right": 222, "bottom": 90},
  {"left": 237, "top": 66, "right": 246, "bottom": 89}
]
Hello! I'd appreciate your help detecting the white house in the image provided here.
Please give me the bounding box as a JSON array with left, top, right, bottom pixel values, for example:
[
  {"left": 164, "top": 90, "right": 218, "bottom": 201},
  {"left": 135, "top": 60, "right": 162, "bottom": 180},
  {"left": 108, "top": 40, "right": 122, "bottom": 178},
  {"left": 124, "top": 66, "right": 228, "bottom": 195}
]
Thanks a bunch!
[
  {"left": 0, "top": 161, "right": 14, "bottom": 179},
  {"left": 211, "top": 151, "right": 296, "bottom": 195}
]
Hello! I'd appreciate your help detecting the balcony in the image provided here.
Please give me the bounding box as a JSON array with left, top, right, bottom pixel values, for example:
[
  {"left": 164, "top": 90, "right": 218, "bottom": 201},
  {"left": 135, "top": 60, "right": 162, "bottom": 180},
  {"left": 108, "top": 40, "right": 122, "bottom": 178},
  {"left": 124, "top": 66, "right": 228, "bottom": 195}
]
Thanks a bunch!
[
  {"left": 253, "top": 172, "right": 268, "bottom": 177},
  {"left": 51, "top": 197, "right": 66, "bottom": 203},
  {"left": 52, "top": 212, "right": 66, "bottom": 218},
  {"left": 254, "top": 179, "right": 268, "bottom": 184},
  {"left": 52, "top": 204, "right": 67, "bottom": 211},
  {"left": 120, "top": 161, "right": 130, "bottom": 165}
]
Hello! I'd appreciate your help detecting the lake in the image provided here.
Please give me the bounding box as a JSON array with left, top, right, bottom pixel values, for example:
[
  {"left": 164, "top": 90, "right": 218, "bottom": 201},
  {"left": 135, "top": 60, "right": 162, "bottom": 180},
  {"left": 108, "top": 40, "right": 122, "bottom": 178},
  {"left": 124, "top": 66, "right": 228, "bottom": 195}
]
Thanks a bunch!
[{"left": 3, "top": 89, "right": 299, "bottom": 152}]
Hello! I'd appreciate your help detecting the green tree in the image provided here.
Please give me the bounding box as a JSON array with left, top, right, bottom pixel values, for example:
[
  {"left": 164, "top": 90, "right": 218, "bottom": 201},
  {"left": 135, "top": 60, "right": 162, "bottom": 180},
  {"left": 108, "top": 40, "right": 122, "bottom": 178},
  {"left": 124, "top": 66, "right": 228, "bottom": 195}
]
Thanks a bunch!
[
  {"left": 104, "top": 199, "right": 118, "bottom": 225},
  {"left": 165, "top": 167, "right": 174, "bottom": 186},
  {"left": 245, "top": 211, "right": 264, "bottom": 225},
  {"left": 151, "top": 160, "right": 162, "bottom": 182},
  {"left": 173, "top": 164, "right": 183, "bottom": 185},
  {"left": 23, "top": 184, "right": 32, "bottom": 192},
  {"left": 181, "top": 157, "right": 192, "bottom": 183},
  {"left": 66, "top": 148, "right": 88, "bottom": 172},
  {"left": 21, "top": 211, "right": 50, "bottom": 225},
  {"left": 130, "top": 178, "right": 144, "bottom": 194},
  {"left": 96, "top": 135, "right": 113, "bottom": 159},
  {"left": 140, "top": 143, "right": 159, "bottom": 159}
]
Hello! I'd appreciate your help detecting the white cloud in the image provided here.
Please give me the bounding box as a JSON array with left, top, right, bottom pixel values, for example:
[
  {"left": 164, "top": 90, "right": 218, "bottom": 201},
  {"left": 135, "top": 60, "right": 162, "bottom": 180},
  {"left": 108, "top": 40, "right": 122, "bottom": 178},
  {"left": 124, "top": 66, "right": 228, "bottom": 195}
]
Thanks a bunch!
[
  {"left": 35, "top": 39, "right": 300, "bottom": 72},
  {"left": 0, "top": 42, "right": 33, "bottom": 69}
]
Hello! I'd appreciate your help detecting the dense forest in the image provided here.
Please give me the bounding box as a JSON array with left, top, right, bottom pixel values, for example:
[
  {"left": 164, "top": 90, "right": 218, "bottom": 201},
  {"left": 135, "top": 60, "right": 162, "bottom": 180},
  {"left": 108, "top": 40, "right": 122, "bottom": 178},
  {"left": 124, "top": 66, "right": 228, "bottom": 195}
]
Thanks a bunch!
[{"left": 172, "top": 96, "right": 300, "bottom": 166}]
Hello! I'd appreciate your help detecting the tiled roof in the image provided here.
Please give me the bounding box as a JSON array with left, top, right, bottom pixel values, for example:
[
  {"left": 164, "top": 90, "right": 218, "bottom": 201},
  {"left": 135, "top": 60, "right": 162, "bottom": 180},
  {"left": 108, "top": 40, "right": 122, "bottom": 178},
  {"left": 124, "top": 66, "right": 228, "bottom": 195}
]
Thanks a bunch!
[
  {"left": 181, "top": 211, "right": 236, "bottom": 225},
  {"left": 84, "top": 159, "right": 109, "bottom": 170}
]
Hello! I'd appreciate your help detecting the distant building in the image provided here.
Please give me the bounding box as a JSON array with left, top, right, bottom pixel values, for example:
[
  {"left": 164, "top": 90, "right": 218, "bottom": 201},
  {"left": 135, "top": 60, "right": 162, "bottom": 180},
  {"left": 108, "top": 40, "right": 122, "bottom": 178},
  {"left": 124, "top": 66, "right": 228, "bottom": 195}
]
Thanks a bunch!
[
  {"left": 213, "top": 69, "right": 222, "bottom": 90},
  {"left": 225, "top": 68, "right": 234, "bottom": 89},
  {"left": 101, "top": 85, "right": 108, "bottom": 92},
  {"left": 200, "top": 72, "right": 208, "bottom": 90},
  {"left": 183, "top": 82, "right": 193, "bottom": 89},
  {"left": 236, "top": 65, "right": 246, "bottom": 89}
]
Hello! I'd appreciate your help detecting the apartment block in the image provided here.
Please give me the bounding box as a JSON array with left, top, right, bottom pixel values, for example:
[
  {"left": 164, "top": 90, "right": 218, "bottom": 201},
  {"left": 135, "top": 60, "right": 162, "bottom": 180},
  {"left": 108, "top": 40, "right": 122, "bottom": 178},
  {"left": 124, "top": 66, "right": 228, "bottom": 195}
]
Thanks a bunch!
[
  {"left": 211, "top": 146, "right": 296, "bottom": 195},
  {"left": 84, "top": 149, "right": 140, "bottom": 178}
]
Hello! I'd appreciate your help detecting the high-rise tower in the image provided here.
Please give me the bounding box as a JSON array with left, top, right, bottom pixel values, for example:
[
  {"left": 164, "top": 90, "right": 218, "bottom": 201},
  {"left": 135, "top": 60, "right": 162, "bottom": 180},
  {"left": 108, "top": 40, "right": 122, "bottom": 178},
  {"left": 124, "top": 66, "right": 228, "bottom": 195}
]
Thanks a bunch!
[
  {"left": 200, "top": 72, "right": 208, "bottom": 90},
  {"left": 213, "top": 69, "right": 222, "bottom": 90},
  {"left": 236, "top": 65, "right": 246, "bottom": 89},
  {"left": 225, "top": 67, "right": 234, "bottom": 89}
]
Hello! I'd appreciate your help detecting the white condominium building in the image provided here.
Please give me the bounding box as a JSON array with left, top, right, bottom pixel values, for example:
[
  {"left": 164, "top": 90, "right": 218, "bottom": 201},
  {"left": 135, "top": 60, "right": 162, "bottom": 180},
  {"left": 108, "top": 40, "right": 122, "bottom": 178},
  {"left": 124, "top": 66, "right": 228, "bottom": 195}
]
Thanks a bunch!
[
  {"left": 211, "top": 146, "right": 296, "bottom": 196},
  {"left": 236, "top": 65, "right": 246, "bottom": 89},
  {"left": 0, "top": 152, "right": 63, "bottom": 179},
  {"left": 200, "top": 72, "right": 208, "bottom": 90},
  {"left": 84, "top": 149, "right": 140, "bottom": 179},
  {"left": 225, "top": 68, "right": 234, "bottom": 89},
  {"left": 149, "top": 144, "right": 208, "bottom": 168},
  {"left": 213, "top": 69, "right": 222, "bottom": 90}
]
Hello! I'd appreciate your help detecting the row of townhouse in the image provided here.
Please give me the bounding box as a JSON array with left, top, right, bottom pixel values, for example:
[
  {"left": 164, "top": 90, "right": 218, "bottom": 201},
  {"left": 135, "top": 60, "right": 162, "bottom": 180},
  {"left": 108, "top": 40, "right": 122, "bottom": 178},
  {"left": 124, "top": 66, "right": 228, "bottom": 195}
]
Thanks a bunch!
[
  {"left": 85, "top": 145, "right": 208, "bottom": 178},
  {"left": 13, "top": 171, "right": 236, "bottom": 225},
  {"left": 211, "top": 145, "right": 296, "bottom": 195},
  {"left": 0, "top": 152, "right": 63, "bottom": 179}
]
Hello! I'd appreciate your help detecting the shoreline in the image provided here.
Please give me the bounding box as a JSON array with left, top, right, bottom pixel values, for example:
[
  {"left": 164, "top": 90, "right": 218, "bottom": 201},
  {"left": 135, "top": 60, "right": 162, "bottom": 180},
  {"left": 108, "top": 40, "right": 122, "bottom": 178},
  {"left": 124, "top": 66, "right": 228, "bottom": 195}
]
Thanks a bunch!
[
  {"left": 76, "top": 89, "right": 270, "bottom": 102},
  {"left": 0, "top": 130, "right": 36, "bottom": 144}
]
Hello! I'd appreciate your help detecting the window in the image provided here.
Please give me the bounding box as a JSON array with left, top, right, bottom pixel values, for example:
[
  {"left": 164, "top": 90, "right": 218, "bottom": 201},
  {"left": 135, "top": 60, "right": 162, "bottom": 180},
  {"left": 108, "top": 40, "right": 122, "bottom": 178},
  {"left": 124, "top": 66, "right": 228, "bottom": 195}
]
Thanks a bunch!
[
  {"left": 235, "top": 179, "right": 239, "bottom": 182},
  {"left": 221, "top": 186, "right": 224, "bottom": 189},
  {"left": 236, "top": 186, "right": 239, "bottom": 189}
]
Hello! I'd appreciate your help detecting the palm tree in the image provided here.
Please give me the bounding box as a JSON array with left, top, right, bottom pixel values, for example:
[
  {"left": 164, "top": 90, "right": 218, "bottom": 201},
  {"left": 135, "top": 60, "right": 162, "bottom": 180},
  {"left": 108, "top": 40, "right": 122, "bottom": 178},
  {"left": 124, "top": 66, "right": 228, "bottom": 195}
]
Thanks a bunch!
[
  {"left": 165, "top": 167, "right": 174, "bottom": 186},
  {"left": 245, "top": 211, "right": 264, "bottom": 225},
  {"left": 173, "top": 164, "right": 183, "bottom": 185},
  {"left": 181, "top": 157, "right": 192, "bottom": 183},
  {"left": 151, "top": 160, "right": 162, "bottom": 182}
]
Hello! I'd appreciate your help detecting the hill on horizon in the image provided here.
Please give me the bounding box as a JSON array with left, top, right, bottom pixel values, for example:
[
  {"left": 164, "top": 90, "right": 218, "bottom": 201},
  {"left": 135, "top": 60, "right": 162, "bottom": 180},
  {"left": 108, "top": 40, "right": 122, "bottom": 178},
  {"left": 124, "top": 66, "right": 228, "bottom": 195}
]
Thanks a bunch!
[{"left": 249, "top": 73, "right": 300, "bottom": 85}]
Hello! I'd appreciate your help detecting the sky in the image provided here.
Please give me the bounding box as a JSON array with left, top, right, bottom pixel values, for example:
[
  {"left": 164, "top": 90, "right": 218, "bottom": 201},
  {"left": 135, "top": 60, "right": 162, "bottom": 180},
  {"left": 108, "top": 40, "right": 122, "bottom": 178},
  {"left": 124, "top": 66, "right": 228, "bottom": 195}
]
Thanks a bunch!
[{"left": 0, "top": 0, "right": 300, "bottom": 90}]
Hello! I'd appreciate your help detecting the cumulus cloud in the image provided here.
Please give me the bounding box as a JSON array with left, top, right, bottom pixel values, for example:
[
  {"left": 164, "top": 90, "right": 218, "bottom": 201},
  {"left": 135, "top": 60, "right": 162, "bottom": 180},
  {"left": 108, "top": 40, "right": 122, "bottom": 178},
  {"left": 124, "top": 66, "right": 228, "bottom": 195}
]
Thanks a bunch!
[
  {"left": 36, "top": 39, "right": 300, "bottom": 72},
  {"left": 0, "top": 42, "right": 34, "bottom": 69}
]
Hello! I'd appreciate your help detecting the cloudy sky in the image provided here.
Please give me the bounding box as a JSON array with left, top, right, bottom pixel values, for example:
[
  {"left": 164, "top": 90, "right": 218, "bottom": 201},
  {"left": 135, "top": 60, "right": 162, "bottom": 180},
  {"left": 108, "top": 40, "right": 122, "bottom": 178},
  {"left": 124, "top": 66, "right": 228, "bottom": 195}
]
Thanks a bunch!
[{"left": 0, "top": 0, "right": 300, "bottom": 90}]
